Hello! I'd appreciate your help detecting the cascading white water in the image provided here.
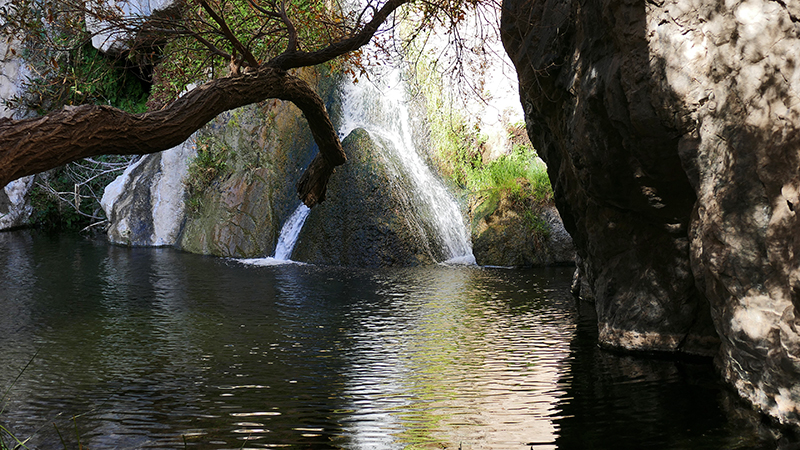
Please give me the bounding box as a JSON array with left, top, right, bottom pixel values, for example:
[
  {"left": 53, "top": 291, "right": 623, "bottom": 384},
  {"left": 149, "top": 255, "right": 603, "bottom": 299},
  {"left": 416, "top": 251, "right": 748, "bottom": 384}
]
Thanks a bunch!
[
  {"left": 235, "top": 203, "right": 309, "bottom": 266},
  {"left": 273, "top": 203, "right": 311, "bottom": 260},
  {"left": 240, "top": 68, "right": 476, "bottom": 267},
  {"left": 339, "top": 70, "right": 476, "bottom": 264}
]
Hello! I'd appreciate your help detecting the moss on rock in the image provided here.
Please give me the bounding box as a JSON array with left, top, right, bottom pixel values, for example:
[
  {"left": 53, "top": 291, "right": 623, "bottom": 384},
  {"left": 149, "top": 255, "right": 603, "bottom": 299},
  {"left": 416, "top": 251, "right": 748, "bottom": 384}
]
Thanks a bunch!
[{"left": 291, "top": 128, "right": 438, "bottom": 267}]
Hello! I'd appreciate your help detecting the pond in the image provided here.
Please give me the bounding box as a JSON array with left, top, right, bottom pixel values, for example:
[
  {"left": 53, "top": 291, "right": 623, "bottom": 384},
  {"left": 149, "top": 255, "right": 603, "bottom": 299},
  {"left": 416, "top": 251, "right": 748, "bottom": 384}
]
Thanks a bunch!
[{"left": 0, "top": 231, "right": 771, "bottom": 449}]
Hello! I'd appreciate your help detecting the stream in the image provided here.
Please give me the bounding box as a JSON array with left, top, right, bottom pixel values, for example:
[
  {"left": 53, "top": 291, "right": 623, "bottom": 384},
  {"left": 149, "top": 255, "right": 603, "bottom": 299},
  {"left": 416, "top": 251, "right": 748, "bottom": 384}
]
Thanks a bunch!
[{"left": 0, "top": 231, "right": 771, "bottom": 449}]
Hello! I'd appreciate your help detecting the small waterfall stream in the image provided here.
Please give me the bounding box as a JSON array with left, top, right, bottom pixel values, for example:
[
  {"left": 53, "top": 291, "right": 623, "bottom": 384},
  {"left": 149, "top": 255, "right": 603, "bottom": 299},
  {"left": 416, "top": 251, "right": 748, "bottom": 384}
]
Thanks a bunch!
[
  {"left": 273, "top": 203, "right": 310, "bottom": 260},
  {"left": 240, "top": 69, "right": 475, "bottom": 266},
  {"left": 236, "top": 203, "right": 309, "bottom": 266},
  {"left": 339, "top": 70, "right": 475, "bottom": 264}
]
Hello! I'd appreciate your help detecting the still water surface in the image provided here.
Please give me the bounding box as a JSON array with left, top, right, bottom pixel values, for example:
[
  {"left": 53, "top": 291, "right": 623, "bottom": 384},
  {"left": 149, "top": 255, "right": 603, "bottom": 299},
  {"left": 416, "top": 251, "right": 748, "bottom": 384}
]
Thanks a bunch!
[{"left": 0, "top": 232, "right": 770, "bottom": 449}]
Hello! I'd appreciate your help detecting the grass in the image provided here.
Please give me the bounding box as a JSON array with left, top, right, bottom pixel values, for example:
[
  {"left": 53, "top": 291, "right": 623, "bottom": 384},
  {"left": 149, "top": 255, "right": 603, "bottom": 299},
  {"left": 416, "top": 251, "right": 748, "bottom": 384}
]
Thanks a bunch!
[
  {"left": 464, "top": 144, "right": 554, "bottom": 237},
  {"left": 466, "top": 145, "right": 552, "bottom": 202},
  {"left": 1, "top": 352, "right": 38, "bottom": 450}
]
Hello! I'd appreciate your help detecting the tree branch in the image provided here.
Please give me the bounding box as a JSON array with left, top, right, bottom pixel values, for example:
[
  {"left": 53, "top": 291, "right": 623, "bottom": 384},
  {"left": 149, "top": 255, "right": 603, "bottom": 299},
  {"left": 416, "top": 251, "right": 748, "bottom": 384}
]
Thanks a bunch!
[
  {"left": 196, "top": 0, "right": 259, "bottom": 67},
  {"left": 268, "top": 0, "right": 410, "bottom": 70},
  {"left": 0, "top": 67, "right": 345, "bottom": 206},
  {"left": 279, "top": 0, "right": 298, "bottom": 52}
]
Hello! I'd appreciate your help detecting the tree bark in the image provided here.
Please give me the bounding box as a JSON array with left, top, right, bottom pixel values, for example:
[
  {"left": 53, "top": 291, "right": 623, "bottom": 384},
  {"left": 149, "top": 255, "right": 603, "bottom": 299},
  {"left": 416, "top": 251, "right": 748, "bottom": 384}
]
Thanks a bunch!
[{"left": 0, "top": 67, "right": 345, "bottom": 206}]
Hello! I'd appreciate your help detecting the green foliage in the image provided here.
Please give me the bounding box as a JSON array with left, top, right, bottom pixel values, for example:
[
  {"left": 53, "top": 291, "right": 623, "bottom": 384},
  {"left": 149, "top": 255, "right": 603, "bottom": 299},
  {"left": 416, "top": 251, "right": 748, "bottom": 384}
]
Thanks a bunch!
[
  {"left": 148, "top": 0, "right": 355, "bottom": 106},
  {"left": 1, "top": 0, "right": 153, "bottom": 114},
  {"left": 29, "top": 180, "right": 83, "bottom": 231},
  {"left": 411, "top": 57, "right": 482, "bottom": 187},
  {"left": 184, "top": 138, "right": 231, "bottom": 216},
  {"left": 464, "top": 145, "right": 553, "bottom": 238},
  {"left": 467, "top": 145, "right": 552, "bottom": 203},
  {"left": 9, "top": 41, "right": 150, "bottom": 115}
]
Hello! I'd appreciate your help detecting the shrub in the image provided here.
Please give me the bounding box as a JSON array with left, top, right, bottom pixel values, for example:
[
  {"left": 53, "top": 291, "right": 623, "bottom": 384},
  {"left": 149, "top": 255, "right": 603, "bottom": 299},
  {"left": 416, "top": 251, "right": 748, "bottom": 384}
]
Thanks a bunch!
[
  {"left": 30, "top": 156, "right": 134, "bottom": 232},
  {"left": 184, "top": 138, "right": 230, "bottom": 216}
]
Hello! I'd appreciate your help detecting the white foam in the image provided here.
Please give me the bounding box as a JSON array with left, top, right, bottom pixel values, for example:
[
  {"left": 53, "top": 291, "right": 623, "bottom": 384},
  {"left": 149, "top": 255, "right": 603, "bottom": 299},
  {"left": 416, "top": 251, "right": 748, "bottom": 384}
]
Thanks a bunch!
[{"left": 233, "top": 257, "right": 306, "bottom": 267}]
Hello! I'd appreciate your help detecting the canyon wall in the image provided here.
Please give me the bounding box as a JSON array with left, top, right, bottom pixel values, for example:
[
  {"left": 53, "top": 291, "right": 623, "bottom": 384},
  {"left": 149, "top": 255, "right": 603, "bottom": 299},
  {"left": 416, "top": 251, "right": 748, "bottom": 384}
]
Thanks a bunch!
[{"left": 502, "top": 0, "right": 800, "bottom": 427}]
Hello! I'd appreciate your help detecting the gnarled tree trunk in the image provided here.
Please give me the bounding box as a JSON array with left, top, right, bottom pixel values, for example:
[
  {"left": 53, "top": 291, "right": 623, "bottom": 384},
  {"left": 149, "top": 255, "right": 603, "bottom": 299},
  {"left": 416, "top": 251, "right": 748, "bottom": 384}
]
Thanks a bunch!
[{"left": 0, "top": 66, "right": 344, "bottom": 207}]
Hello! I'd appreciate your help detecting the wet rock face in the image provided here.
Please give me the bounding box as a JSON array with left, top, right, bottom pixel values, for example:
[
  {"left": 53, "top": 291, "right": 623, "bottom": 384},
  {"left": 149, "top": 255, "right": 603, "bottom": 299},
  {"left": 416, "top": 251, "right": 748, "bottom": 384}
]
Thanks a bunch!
[
  {"left": 178, "top": 166, "right": 280, "bottom": 257},
  {"left": 502, "top": 0, "right": 800, "bottom": 427},
  {"left": 292, "top": 128, "right": 438, "bottom": 267},
  {"left": 501, "top": 0, "right": 718, "bottom": 355}
]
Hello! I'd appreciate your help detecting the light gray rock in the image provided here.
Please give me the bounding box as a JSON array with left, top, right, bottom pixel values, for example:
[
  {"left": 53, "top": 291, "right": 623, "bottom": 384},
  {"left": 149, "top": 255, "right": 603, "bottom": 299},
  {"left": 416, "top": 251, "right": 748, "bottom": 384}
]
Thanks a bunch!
[
  {"left": 87, "top": 0, "right": 177, "bottom": 53},
  {"left": 0, "top": 176, "right": 33, "bottom": 230},
  {"left": 0, "top": 13, "right": 33, "bottom": 229},
  {"left": 102, "top": 137, "right": 196, "bottom": 246}
]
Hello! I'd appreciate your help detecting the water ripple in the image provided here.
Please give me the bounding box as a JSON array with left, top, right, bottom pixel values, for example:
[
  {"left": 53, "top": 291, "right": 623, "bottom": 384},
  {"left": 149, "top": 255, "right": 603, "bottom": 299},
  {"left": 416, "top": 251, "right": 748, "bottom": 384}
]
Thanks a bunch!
[{"left": 0, "top": 234, "right": 771, "bottom": 449}]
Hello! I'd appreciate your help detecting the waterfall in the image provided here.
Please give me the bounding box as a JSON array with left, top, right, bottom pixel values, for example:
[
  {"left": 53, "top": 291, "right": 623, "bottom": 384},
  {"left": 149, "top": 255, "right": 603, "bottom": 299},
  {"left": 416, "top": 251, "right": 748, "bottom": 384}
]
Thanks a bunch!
[
  {"left": 339, "top": 71, "right": 476, "bottom": 264},
  {"left": 273, "top": 203, "right": 311, "bottom": 260},
  {"left": 235, "top": 203, "right": 309, "bottom": 266},
  {"left": 239, "top": 69, "right": 475, "bottom": 267}
]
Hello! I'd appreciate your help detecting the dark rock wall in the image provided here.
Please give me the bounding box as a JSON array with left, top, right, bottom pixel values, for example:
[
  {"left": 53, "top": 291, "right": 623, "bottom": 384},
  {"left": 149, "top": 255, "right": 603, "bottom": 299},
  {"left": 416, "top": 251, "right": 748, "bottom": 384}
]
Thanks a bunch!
[
  {"left": 502, "top": 0, "right": 800, "bottom": 427},
  {"left": 501, "top": 0, "right": 717, "bottom": 355}
]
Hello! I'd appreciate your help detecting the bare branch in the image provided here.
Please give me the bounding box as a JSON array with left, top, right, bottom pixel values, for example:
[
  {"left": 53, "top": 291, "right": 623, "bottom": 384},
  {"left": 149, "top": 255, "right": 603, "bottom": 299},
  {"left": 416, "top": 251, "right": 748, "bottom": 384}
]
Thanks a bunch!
[
  {"left": 246, "top": 0, "right": 282, "bottom": 18},
  {"left": 268, "top": 0, "right": 411, "bottom": 70}
]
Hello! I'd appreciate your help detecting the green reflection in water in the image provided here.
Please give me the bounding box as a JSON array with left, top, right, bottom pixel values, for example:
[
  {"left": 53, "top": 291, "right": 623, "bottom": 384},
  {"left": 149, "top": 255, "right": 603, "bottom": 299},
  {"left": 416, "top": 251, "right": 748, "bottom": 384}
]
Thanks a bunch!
[{"left": 381, "top": 267, "right": 574, "bottom": 449}]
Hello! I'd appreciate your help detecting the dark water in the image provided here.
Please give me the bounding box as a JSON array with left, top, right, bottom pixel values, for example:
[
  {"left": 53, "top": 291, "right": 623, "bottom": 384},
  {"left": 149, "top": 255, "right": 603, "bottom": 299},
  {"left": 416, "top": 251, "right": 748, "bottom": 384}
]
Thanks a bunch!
[{"left": 0, "top": 231, "right": 771, "bottom": 449}]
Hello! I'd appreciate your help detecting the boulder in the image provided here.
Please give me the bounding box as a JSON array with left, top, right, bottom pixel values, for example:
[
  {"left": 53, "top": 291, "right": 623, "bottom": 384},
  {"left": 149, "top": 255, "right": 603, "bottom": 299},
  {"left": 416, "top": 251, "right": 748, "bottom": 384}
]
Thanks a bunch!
[
  {"left": 501, "top": 0, "right": 800, "bottom": 428},
  {"left": 292, "top": 128, "right": 438, "bottom": 267},
  {"left": 0, "top": 176, "right": 33, "bottom": 230},
  {"left": 472, "top": 191, "right": 574, "bottom": 267},
  {"left": 101, "top": 138, "right": 196, "bottom": 246}
]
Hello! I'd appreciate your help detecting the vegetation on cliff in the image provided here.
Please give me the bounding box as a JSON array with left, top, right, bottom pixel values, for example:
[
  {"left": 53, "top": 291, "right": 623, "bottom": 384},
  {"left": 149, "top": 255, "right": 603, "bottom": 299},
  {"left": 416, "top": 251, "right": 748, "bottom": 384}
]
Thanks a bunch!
[{"left": 408, "top": 48, "right": 556, "bottom": 263}]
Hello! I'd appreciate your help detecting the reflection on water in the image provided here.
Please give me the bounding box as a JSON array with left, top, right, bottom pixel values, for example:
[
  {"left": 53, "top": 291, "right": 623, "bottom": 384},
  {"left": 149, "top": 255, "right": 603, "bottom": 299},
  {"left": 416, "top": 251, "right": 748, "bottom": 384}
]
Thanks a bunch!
[{"left": 0, "top": 232, "right": 770, "bottom": 449}]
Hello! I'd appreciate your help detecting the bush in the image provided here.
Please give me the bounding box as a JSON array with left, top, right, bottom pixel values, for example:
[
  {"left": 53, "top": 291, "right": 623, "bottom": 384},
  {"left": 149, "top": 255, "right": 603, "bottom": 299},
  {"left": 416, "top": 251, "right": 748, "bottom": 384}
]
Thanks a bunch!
[
  {"left": 30, "top": 156, "right": 134, "bottom": 232},
  {"left": 184, "top": 138, "right": 230, "bottom": 216},
  {"left": 9, "top": 43, "right": 150, "bottom": 115}
]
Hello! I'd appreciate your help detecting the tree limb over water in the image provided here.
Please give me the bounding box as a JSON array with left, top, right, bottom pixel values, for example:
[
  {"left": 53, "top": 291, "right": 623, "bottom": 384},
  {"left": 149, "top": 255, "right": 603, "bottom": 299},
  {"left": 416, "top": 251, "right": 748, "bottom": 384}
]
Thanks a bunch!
[{"left": 0, "top": 0, "right": 423, "bottom": 206}]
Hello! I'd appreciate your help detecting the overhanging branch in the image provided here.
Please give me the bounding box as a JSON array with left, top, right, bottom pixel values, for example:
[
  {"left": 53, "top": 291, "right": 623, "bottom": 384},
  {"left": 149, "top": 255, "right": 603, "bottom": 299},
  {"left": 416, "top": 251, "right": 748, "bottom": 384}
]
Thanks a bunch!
[
  {"left": 268, "top": 0, "right": 411, "bottom": 70},
  {"left": 0, "top": 67, "right": 345, "bottom": 206}
]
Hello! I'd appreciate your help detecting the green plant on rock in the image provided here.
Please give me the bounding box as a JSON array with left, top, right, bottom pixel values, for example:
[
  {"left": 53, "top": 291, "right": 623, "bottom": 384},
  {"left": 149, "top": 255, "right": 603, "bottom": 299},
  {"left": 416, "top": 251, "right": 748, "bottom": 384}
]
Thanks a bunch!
[
  {"left": 466, "top": 144, "right": 554, "bottom": 239},
  {"left": 184, "top": 138, "right": 230, "bottom": 216},
  {"left": 8, "top": 40, "right": 151, "bottom": 115},
  {"left": 468, "top": 143, "right": 551, "bottom": 199}
]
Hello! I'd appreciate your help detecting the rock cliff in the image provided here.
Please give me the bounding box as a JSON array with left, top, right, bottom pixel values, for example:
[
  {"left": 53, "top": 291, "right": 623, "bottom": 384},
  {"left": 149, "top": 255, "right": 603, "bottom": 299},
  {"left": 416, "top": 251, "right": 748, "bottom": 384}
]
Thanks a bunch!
[{"left": 502, "top": 0, "right": 800, "bottom": 428}]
